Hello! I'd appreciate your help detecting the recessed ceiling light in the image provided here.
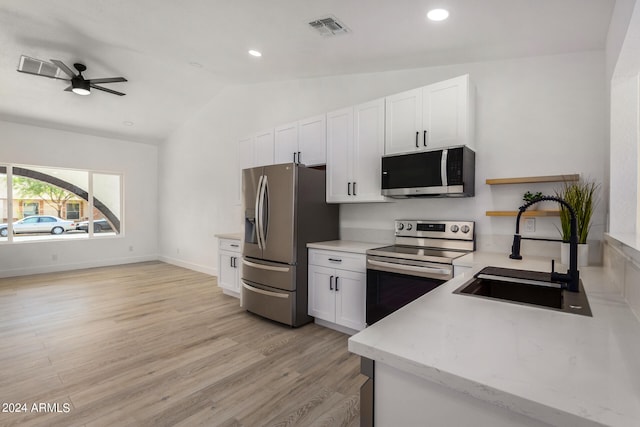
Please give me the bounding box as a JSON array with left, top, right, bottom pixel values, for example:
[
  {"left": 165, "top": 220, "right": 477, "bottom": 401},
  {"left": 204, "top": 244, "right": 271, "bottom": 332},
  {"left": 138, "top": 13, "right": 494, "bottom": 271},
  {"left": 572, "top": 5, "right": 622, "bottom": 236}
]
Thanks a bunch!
[
  {"left": 427, "top": 9, "right": 449, "bottom": 21},
  {"left": 248, "top": 50, "right": 262, "bottom": 57},
  {"left": 123, "top": 121, "right": 134, "bottom": 126},
  {"left": 189, "top": 61, "right": 203, "bottom": 68}
]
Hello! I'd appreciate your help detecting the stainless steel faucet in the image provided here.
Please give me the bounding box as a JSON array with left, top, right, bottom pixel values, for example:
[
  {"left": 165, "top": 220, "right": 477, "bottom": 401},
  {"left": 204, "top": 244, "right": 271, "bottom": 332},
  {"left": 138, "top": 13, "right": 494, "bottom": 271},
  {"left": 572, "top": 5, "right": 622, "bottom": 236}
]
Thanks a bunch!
[{"left": 509, "top": 196, "right": 580, "bottom": 292}]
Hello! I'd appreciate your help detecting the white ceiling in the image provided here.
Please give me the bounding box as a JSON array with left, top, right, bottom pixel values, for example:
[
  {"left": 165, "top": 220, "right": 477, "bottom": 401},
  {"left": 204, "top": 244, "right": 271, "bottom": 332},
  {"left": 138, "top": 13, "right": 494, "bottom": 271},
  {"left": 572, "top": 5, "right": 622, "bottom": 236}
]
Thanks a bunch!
[{"left": 0, "top": 0, "right": 615, "bottom": 145}]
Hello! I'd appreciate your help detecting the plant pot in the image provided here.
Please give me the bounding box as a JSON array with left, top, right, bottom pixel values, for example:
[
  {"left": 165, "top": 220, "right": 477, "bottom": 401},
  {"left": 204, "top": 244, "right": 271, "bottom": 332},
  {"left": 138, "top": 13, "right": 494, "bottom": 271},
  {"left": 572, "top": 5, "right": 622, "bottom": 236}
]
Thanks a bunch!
[{"left": 560, "top": 242, "right": 589, "bottom": 267}]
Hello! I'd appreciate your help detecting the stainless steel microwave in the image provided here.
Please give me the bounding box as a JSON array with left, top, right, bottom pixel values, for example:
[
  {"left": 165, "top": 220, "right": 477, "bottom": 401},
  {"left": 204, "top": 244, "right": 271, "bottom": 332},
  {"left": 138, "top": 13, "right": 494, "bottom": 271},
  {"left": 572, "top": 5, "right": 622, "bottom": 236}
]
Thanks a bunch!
[{"left": 381, "top": 146, "right": 475, "bottom": 198}]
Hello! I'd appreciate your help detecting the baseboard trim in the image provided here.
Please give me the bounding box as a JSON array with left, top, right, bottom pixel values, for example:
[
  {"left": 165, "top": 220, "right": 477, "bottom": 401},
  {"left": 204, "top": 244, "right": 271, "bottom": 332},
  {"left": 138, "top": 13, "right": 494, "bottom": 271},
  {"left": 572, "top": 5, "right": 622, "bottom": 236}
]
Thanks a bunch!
[
  {"left": 0, "top": 254, "right": 158, "bottom": 279},
  {"left": 158, "top": 255, "right": 217, "bottom": 277}
]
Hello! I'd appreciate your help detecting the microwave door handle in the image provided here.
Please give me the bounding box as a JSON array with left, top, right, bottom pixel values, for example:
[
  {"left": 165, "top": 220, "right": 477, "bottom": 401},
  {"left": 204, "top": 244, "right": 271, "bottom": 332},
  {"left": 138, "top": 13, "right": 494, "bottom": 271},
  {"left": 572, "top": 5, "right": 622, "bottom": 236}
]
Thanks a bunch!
[{"left": 440, "top": 149, "right": 448, "bottom": 187}]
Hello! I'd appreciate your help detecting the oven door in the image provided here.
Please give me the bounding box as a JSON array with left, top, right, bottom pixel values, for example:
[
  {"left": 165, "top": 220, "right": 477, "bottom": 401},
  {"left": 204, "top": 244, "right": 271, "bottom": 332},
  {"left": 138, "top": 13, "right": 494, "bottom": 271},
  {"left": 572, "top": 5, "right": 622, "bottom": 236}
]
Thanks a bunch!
[{"left": 366, "top": 255, "right": 452, "bottom": 325}]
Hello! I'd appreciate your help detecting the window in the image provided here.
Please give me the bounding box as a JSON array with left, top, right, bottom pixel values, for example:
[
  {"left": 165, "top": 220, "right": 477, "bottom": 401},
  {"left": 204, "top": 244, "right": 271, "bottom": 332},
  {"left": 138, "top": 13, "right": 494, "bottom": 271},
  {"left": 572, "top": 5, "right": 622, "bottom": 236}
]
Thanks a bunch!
[
  {"left": 23, "top": 201, "right": 39, "bottom": 216},
  {"left": 66, "top": 202, "right": 80, "bottom": 220},
  {"left": 0, "top": 164, "right": 123, "bottom": 243}
]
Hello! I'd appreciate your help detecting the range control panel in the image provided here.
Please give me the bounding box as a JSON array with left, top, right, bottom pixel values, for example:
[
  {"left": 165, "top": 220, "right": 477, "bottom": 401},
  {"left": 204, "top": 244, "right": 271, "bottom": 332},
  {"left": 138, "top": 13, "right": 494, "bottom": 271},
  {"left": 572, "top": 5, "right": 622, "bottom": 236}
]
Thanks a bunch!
[{"left": 395, "top": 220, "right": 474, "bottom": 240}]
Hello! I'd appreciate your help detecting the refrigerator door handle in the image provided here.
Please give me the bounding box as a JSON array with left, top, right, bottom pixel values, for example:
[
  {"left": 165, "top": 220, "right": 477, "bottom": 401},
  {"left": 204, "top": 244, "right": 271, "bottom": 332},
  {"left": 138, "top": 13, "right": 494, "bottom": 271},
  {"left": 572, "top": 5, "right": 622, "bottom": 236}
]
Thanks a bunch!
[
  {"left": 261, "top": 175, "right": 269, "bottom": 246},
  {"left": 242, "top": 258, "right": 291, "bottom": 273},
  {"left": 255, "top": 174, "right": 264, "bottom": 249}
]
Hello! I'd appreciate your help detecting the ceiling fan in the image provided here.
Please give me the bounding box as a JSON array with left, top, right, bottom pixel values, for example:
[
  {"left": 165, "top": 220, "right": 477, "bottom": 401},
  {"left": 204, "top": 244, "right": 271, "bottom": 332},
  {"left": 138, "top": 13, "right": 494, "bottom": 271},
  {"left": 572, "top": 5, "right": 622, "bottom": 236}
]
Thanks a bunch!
[{"left": 17, "top": 55, "right": 127, "bottom": 96}]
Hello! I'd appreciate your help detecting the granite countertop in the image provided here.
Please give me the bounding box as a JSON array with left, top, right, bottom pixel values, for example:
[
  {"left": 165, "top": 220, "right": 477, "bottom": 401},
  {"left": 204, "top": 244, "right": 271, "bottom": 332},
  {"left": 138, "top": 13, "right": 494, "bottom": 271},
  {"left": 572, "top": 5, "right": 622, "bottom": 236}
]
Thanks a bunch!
[
  {"left": 307, "top": 240, "right": 384, "bottom": 255},
  {"left": 349, "top": 254, "right": 640, "bottom": 426},
  {"left": 214, "top": 232, "right": 242, "bottom": 240}
]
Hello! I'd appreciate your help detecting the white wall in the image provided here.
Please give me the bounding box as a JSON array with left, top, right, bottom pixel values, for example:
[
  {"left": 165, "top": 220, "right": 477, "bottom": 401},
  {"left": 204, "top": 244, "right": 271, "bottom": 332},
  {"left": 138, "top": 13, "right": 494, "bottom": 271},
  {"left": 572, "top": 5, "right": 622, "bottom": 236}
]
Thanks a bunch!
[
  {"left": 0, "top": 120, "right": 158, "bottom": 277},
  {"left": 159, "top": 51, "right": 607, "bottom": 272}
]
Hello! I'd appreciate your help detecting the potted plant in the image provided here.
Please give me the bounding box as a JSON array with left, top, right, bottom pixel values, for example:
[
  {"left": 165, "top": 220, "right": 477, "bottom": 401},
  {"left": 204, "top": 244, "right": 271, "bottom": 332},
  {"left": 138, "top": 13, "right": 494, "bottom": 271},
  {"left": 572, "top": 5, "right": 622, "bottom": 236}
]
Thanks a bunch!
[{"left": 555, "top": 179, "right": 599, "bottom": 266}]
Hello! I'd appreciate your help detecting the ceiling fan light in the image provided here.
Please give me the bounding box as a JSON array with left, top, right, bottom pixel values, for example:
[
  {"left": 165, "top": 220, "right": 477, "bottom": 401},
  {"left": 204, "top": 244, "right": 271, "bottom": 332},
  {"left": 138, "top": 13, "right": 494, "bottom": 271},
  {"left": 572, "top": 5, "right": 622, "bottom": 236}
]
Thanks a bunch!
[{"left": 71, "top": 79, "right": 90, "bottom": 95}]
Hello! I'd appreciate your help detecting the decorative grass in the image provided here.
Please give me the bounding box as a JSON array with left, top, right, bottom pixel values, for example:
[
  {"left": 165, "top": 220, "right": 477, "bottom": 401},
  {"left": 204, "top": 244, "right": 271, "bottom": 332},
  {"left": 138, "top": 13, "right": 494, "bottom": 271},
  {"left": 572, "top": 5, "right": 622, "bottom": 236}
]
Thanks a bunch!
[{"left": 555, "top": 180, "right": 599, "bottom": 244}]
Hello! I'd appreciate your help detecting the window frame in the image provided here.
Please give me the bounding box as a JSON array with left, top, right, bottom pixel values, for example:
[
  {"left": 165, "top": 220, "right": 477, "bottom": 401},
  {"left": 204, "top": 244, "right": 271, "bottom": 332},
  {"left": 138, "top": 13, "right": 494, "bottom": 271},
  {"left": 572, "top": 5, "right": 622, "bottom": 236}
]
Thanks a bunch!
[{"left": 0, "top": 163, "right": 124, "bottom": 244}]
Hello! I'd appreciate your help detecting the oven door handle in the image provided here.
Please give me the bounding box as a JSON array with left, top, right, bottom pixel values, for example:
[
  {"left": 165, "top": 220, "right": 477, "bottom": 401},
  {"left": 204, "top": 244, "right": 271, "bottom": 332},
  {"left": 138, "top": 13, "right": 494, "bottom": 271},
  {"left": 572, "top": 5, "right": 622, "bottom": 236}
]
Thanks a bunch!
[{"left": 367, "top": 259, "right": 451, "bottom": 276}]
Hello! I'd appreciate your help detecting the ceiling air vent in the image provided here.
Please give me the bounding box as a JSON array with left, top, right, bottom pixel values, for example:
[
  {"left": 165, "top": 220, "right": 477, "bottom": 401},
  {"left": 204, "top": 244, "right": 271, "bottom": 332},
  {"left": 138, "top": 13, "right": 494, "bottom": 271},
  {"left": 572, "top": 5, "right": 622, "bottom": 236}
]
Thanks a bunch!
[
  {"left": 17, "top": 55, "right": 63, "bottom": 78},
  {"left": 308, "top": 15, "right": 350, "bottom": 36}
]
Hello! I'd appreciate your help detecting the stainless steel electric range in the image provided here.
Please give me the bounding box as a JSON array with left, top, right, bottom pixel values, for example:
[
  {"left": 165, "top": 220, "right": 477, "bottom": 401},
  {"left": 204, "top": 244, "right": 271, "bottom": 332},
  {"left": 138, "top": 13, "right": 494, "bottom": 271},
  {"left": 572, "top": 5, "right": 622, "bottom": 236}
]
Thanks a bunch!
[{"left": 366, "top": 220, "right": 475, "bottom": 325}]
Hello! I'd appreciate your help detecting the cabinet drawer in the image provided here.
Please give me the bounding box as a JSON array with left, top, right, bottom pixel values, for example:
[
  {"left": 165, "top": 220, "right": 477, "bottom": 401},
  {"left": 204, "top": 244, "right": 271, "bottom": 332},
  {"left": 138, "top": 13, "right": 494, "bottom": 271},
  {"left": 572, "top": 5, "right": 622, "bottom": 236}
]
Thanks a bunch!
[
  {"left": 309, "top": 249, "right": 366, "bottom": 272},
  {"left": 219, "top": 239, "right": 241, "bottom": 252}
]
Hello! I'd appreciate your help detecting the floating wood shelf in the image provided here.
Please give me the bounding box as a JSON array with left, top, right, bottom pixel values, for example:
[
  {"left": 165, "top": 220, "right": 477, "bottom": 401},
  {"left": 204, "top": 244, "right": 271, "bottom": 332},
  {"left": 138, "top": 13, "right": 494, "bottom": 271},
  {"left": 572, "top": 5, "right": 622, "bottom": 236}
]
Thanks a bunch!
[
  {"left": 485, "top": 174, "right": 579, "bottom": 185},
  {"left": 486, "top": 210, "right": 561, "bottom": 217}
]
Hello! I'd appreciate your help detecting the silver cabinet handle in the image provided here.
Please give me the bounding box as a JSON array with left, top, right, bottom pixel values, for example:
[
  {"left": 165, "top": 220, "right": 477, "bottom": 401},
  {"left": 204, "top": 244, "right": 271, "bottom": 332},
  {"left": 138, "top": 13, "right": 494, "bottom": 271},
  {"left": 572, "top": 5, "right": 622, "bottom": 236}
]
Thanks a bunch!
[
  {"left": 230, "top": 244, "right": 239, "bottom": 248},
  {"left": 242, "top": 258, "right": 290, "bottom": 272},
  {"left": 242, "top": 281, "right": 289, "bottom": 299},
  {"left": 335, "top": 276, "right": 339, "bottom": 291},
  {"left": 353, "top": 182, "right": 357, "bottom": 196},
  {"left": 330, "top": 275, "right": 334, "bottom": 290},
  {"left": 348, "top": 182, "right": 351, "bottom": 196},
  {"left": 328, "top": 258, "right": 342, "bottom": 263},
  {"left": 293, "top": 152, "right": 297, "bottom": 163}
]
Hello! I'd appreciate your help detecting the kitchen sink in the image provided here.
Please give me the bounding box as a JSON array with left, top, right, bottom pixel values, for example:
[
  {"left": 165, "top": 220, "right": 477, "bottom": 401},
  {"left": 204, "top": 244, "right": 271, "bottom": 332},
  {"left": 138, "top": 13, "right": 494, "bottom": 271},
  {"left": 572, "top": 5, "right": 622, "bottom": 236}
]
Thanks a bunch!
[{"left": 454, "top": 266, "right": 592, "bottom": 316}]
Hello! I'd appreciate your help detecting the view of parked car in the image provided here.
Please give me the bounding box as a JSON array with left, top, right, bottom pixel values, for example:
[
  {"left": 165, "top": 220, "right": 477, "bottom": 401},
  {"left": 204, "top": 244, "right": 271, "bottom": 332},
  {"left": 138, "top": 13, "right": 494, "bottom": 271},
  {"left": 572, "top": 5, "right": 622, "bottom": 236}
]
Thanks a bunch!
[
  {"left": 0, "top": 215, "right": 76, "bottom": 237},
  {"left": 75, "top": 219, "right": 113, "bottom": 233}
]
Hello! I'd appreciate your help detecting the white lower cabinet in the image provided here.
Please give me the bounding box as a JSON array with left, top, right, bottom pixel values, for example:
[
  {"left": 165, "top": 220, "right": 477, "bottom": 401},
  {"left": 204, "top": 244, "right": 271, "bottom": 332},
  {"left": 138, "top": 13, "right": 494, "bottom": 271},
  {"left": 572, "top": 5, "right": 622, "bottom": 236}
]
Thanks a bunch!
[
  {"left": 218, "top": 238, "right": 241, "bottom": 298},
  {"left": 308, "top": 249, "right": 366, "bottom": 333}
]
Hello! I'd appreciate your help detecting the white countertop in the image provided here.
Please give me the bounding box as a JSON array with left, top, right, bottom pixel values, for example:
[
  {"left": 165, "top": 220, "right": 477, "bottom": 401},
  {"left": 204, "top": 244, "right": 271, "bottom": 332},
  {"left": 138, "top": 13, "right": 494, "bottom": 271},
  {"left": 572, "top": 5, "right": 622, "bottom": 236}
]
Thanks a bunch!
[
  {"left": 215, "top": 232, "right": 242, "bottom": 240},
  {"left": 349, "top": 253, "right": 640, "bottom": 426},
  {"left": 606, "top": 232, "right": 640, "bottom": 259},
  {"left": 307, "top": 240, "right": 383, "bottom": 255}
]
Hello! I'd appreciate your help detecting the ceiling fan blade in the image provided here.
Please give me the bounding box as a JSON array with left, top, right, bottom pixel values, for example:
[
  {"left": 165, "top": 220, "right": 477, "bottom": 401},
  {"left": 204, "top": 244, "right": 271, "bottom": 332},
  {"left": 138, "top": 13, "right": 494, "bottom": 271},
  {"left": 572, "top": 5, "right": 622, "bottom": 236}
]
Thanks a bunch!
[
  {"left": 89, "top": 77, "right": 127, "bottom": 84},
  {"left": 50, "top": 59, "right": 76, "bottom": 78},
  {"left": 90, "top": 84, "right": 126, "bottom": 96},
  {"left": 17, "top": 68, "right": 69, "bottom": 81},
  {"left": 64, "top": 85, "right": 73, "bottom": 92}
]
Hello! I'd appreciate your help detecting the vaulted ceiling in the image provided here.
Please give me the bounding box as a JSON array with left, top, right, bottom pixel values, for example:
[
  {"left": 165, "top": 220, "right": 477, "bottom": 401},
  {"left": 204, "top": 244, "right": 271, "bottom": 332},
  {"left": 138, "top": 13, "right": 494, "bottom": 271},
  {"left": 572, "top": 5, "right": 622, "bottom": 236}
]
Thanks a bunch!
[{"left": 0, "top": 0, "right": 615, "bottom": 145}]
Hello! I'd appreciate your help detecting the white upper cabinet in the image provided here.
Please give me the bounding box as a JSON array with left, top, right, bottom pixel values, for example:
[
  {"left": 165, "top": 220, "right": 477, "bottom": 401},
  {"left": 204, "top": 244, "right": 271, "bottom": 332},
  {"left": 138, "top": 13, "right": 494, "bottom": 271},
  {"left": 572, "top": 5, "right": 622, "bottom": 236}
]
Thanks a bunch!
[
  {"left": 327, "top": 98, "right": 387, "bottom": 203},
  {"left": 274, "top": 115, "right": 326, "bottom": 166},
  {"left": 237, "top": 130, "right": 274, "bottom": 203},
  {"left": 274, "top": 122, "right": 299, "bottom": 164},
  {"left": 253, "top": 130, "right": 275, "bottom": 167},
  {"left": 385, "top": 74, "right": 474, "bottom": 155},
  {"left": 298, "top": 115, "right": 326, "bottom": 166}
]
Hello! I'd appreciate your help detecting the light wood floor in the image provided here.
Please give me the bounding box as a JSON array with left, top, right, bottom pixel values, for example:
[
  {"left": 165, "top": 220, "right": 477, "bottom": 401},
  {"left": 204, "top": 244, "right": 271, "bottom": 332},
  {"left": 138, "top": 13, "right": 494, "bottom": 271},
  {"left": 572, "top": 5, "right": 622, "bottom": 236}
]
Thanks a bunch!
[{"left": 0, "top": 261, "right": 365, "bottom": 427}]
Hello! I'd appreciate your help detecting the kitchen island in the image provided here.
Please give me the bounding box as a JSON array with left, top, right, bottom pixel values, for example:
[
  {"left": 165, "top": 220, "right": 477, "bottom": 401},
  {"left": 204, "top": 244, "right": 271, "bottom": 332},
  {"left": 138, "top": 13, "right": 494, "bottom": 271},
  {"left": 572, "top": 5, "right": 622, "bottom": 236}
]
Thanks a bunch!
[{"left": 348, "top": 254, "right": 640, "bottom": 426}]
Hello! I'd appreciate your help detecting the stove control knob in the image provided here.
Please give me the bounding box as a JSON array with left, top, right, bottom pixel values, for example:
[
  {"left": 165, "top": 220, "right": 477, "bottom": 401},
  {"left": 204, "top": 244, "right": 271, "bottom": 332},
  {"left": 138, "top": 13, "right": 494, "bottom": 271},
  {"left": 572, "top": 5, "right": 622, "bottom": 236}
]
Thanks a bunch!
[
  {"left": 397, "top": 223, "right": 404, "bottom": 231},
  {"left": 450, "top": 225, "right": 459, "bottom": 233},
  {"left": 461, "top": 225, "right": 471, "bottom": 234},
  {"left": 406, "top": 223, "right": 413, "bottom": 231}
]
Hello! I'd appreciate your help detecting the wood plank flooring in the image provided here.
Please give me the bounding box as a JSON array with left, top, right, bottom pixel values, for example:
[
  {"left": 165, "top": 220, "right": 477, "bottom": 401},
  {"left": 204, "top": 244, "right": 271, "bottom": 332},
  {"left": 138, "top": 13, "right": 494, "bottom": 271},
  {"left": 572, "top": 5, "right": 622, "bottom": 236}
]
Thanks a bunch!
[{"left": 0, "top": 262, "right": 365, "bottom": 427}]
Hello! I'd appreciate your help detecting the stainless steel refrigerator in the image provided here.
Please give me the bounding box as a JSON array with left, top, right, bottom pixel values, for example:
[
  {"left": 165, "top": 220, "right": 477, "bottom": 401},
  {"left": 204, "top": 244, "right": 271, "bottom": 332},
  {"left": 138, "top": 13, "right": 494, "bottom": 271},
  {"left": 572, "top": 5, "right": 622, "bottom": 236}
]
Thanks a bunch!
[{"left": 241, "top": 163, "right": 339, "bottom": 327}]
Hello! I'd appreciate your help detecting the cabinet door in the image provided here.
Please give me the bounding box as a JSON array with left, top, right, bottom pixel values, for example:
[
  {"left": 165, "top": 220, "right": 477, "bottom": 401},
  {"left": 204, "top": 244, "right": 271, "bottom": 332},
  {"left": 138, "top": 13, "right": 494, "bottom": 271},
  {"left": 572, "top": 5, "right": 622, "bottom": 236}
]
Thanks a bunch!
[
  {"left": 422, "top": 74, "right": 470, "bottom": 149},
  {"left": 308, "top": 265, "right": 336, "bottom": 322},
  {"left": 385, "top": 87, "right": 422, "bottom": 155},
  {"left": 219, "top": 252, "right": 238, "bottom": 292},
  {"left": 353, "top": 98, "right": 386, "bottom": 202},
  {"left": 274, "top": 122, "right": 299, "bottom": 164},
  {"left": 326, "top": 107, "right": 354, "bottom": 203},
  {"left": 237, "top": 136, "right": 255, "bottom": 204},
  {"left": 298, "top": 115, "right": 326, "bottom": 166},
  {"left": 334, "top": 270, "right": 366, "bottom": 331},
  {"left": 254, "top": 130, "right": 275, "bottom": 167}
]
